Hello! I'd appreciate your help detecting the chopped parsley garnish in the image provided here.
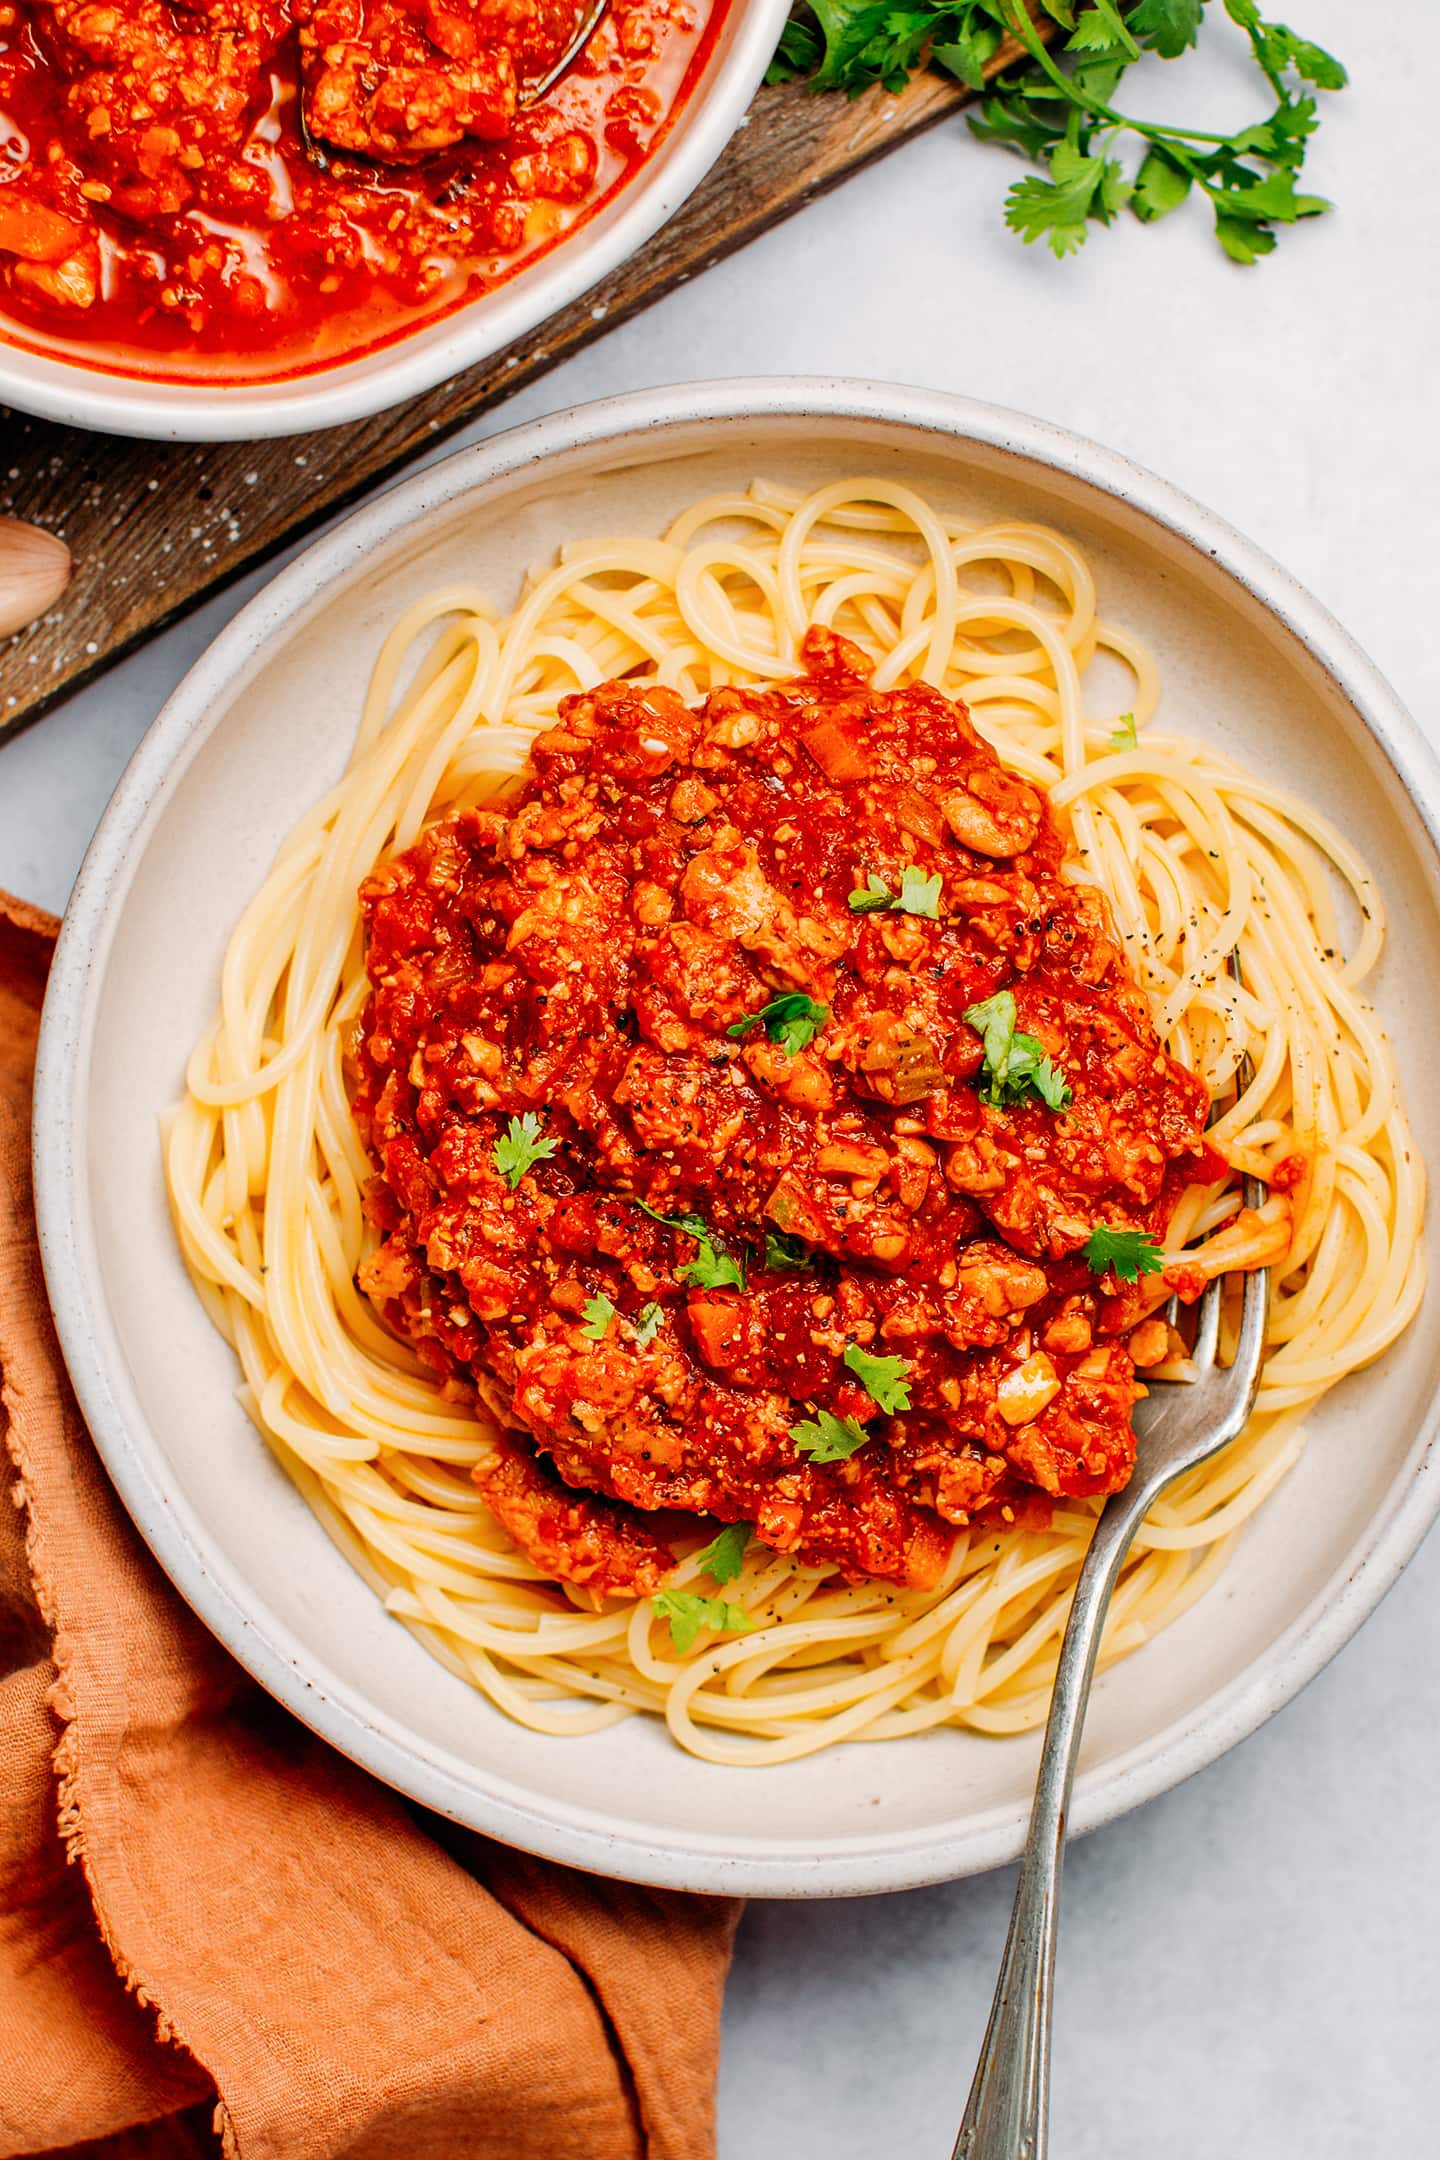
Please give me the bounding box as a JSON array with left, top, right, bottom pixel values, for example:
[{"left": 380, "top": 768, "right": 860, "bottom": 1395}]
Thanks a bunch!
[
  {"left": 694, "top": 1520, "right": 752, "bottom": 1585},
  {"left": 727, "top": 991, "right": 831, "bottom": 1056},
  {"left": 637, "top": 1200, "right": 709, "bottom": 1238},
  {"left": 790, "top": 1410, "right": 873, "bottom": 1464},
  {"left": 580, "top": 1293, "right": 615, "bottom": 1340},
  {"left": 1083, "top": 1225, "right": 1167, "bottom": 1282},
  {"left": 767, "top": 0, "right": 1346, "bottom": 269},
  {"left": 897, "top": 863, "right": 943, "bottom": 918},
  {"left": 848, "top": 871, "right": 894, "bottom": 913},
  {"left": 964, "top": 990, "right": 1073, "bottom": 1111},
  {"left": 848, "top": 864, "right": 943, "bottom": 918},
  {"left": 638, "top": 1199, "right": 745, "bottom": 1291},
  {"left": 652, "top": 1589, "right": 754, "bottom": 1654},
  {"left": 1109, "top": 711, "right": 1138, "bottom": 751},
  {"left": 683, "top": 1239, "right": 746, "bottom": 1292},
  {"left": 843, "top": 1343, "right": 913, "bottom": 1413},
  {"left": 492, "top": 1111, "right": 559, "bottom": 1189},
  {"left": 633, "top": 1301, "right": 664, "bottom": 1348},
  {"left": 763, "top": 1230, "right": 815, "bottom": 1273}
]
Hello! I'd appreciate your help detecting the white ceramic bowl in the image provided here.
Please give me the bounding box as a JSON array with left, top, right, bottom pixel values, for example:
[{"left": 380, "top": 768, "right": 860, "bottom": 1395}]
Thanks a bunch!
[
  {"left": 33, "top": 381, "right": 1440, "bottom": 1894},
  {"left": 0, "top": 2, "right": 785, "bottom": 442}
]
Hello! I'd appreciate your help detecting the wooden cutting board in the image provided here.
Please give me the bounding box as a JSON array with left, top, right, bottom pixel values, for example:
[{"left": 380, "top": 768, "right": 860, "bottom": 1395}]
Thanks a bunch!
[{"left": 0, "top": 33, "right": 1035, "bottom": 745}]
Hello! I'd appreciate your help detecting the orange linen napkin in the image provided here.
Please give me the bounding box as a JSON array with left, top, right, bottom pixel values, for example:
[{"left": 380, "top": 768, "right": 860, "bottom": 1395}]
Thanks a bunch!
[{"left": 0, "top": 890, "right": 738, "bottom": 2160}]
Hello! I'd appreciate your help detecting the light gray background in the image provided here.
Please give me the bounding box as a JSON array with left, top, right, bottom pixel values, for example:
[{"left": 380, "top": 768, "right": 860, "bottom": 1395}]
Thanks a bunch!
[{"left": 2, "top": 2, "right": 1436, "bottom": 2152}]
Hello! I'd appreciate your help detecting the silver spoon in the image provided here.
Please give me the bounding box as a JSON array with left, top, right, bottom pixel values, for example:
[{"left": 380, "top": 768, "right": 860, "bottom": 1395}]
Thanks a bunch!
[
  {"left": 296, "top": 0, "right": 610, "bottom": 171},
  {"left": 519, "top": 0, "right": 610, "bottom": 104},
  {"left": 954, "top": 1190, "right": 1270, "bottom": 2159}
]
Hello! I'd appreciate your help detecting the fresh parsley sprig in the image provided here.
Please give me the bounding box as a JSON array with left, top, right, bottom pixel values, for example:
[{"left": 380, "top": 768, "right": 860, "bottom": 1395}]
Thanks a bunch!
[
  {"left": 964, "top": 989, "right": 1072, "bottom": 1110},
  {"left": 492, "top": 1111, "right": 559, "bottom": 1189},
  {"left": 581, "top": 1292, "right": 667, "bottom": 1345},
  {"left": 848, "top": 864, "right": 944, "bottom": 917},
  {"left": 848, "top": 870, "right": 894, "bottom": 913},
  {"left": 637, "top": 1200, "right": 746, "bottom": 1291},
  {"left": 638, "top": 1199, "right": 710, "bottom": 1238},
  {"left": 652, "top": 1589, "right": 755, "bottom": 1654},
  {"left": 684, "top": 1240, "right": 747, "bottom": 1292},
  {"left": 790, "top": 1409, "right": 873, "bottom": 1462},
  {"left": 843, "top": 1343, "right": 914, "bottom": 1412},
  {"left": 634, "top": 1300, "right": 665, "bottom": 1347},
  {"left": 727, "top": 990, "right": 831, "bottom": 1055},
  {"left": 580, "top": 1293, "right": 616, "bottom": 1339},
  {"left": 768, "top": 0, "right": 1346, "bottom": 265},
  {"left": 694, "top": 1520, "right": 753, "bottom": 1584},
  {"left": 1083, "top": 1224, "right": 1167, "bottom": 1280}
]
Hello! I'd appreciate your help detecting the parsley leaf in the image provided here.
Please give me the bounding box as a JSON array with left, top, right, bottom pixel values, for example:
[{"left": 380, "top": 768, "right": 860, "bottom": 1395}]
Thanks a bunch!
[
  {"left": 849, "top": 864, "right": 942, "bottom": 917},
  {"left": 1214, "top": 213, "right": 1278, "bottom": 265},
  {"left": 790, "top": 1409, "right": 873, "bottom": 1464},
  {"left": 694, "top": 1520, "right": 752, "bottom": 1585},
  {"left": 637, "top": 1200, "right": 746, "bottom": 1291},
  {"left": 1280, "top": 36, "right": 1345, "bottom": 91},
  {"left": 634, "top": 1301, "right": 664, "bottom": 1347},
  {"left": 843, "top": 1343, "right": 913, "bottom": 1413},
  {"left": 964, "top": 990, "right": 1073, "bottom": 1111},
  {"left": 1066, "top": 0, "right": 1137, "bottom": 58},
  {"left": 764, "top": 1230, "right": 815, "bottom": 1273},
  {"left": 1083, "top": 1224, "right": 1167, "bottom": 1282},
  {"left": 1224, "top": 1, "right": 1346, "bottom": 92},
  {"left": 968, "top": 80, "right": 1065, "bottom": 160},
  {"left": 683, "top": 1240, "right": 746, "bottom": 1292},
  {"left": 801, "top": 0, "right": 955, "bottom": 94},
  {"left": 580, "top": 1293, "right": 615, "bottom": 1340},
  {"left": 1005, "top": 138, "right": 1131, "bottom": 256},
  {"left": 897, "top": 863, "right": 944, "bottom": 918},
  {"left": 637, "top": 1199, "right": 709, "bottom": 1238},
  {"left": 1129, "top": 0, "right": 1202, "bottom": 57},
  {"left": 1132, "top": 147, "right": 1191, "bottom": 221},
  {"left": 492, "top": 1111, "right": 559, "bottom": 1189},
  {"left": 727, "top": 990, "right": 831, "bottom": 1055},
  {"left": 652, "top": 1589, "right": 754, "bottom": 1654},
  {"left": 931, "top": 18, "right": 1003, "bottom": 90},
  {"left": 1108, "top": 711, "right": 1139, "bottom": 751},
  {"left": 764, "top": 11, "right": 822, "bottom": 80},
  {"left": 848, "top": 871, "right": 895, "bottom": 913}
]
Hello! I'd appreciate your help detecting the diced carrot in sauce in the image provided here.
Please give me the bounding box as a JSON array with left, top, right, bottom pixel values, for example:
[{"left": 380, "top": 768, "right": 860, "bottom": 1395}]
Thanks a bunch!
[
  {"left": 0, "top": 197, "right": 87, "bottom": 265},
  {"left": 801, "top": 715, "right": 873, "bottom": 782}
]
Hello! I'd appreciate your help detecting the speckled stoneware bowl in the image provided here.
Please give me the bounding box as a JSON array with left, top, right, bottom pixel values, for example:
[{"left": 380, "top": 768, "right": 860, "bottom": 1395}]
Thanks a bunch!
[
  {"left": 0, "top": 0, "right": 786, "bottom": 442},
  {"left": 32, "top": 382, "right": 1440, "bottom": 1894}
]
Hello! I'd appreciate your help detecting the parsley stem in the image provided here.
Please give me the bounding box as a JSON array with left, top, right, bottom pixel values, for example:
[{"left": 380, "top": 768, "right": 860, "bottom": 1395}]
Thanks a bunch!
[
  {"left": 1234, "top": 17, "right": 1288, "bottom": 101},
  {"left": 999, "top": 3, "right": 1274, "bottom": 168}
]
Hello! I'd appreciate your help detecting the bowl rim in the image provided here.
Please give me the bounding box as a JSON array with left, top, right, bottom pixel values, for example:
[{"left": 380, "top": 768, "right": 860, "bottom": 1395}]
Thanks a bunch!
[
  {"left": 0, "top": 0, "right": 787, "bottom": 443},
  {"left": 32, "top": 377, "right": 1440, "bottom": 1895}
]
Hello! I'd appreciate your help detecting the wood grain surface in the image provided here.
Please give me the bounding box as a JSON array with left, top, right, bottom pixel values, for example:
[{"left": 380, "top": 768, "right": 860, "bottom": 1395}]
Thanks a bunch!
[{"left": 0, "top": 34, "right": 1033, "bottom": 744}]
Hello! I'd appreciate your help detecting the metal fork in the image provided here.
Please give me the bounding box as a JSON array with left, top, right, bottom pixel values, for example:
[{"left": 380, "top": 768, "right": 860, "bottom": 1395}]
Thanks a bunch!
[{"left": 953, "top": 1187, "right": 1270, "bottom": 2160}]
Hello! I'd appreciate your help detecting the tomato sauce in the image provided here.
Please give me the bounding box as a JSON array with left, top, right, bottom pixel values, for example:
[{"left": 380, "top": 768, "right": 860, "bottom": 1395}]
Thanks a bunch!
[
  {"left": 0, "top": 0, "right": 723, "bottom": 383},
  {"left": 352, "top": 631, "right": 1217, "bottom": 1597}
]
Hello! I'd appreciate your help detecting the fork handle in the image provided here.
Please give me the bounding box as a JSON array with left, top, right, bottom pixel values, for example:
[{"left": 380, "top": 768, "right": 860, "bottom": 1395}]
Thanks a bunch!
[{"left": 951, "top": 1472, "right": 1160, "bottom": 2160}]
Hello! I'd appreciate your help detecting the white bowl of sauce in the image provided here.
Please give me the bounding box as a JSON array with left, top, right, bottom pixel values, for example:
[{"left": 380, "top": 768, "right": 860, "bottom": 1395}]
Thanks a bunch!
[{"left": 0, "top": 0, "right": 785, "bottom": 439}]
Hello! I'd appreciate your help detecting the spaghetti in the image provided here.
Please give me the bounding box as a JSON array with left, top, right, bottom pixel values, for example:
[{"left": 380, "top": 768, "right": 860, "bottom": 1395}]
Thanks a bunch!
[{"left": 165, "top": 477, "right": 1425, "bottom": 1764}]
